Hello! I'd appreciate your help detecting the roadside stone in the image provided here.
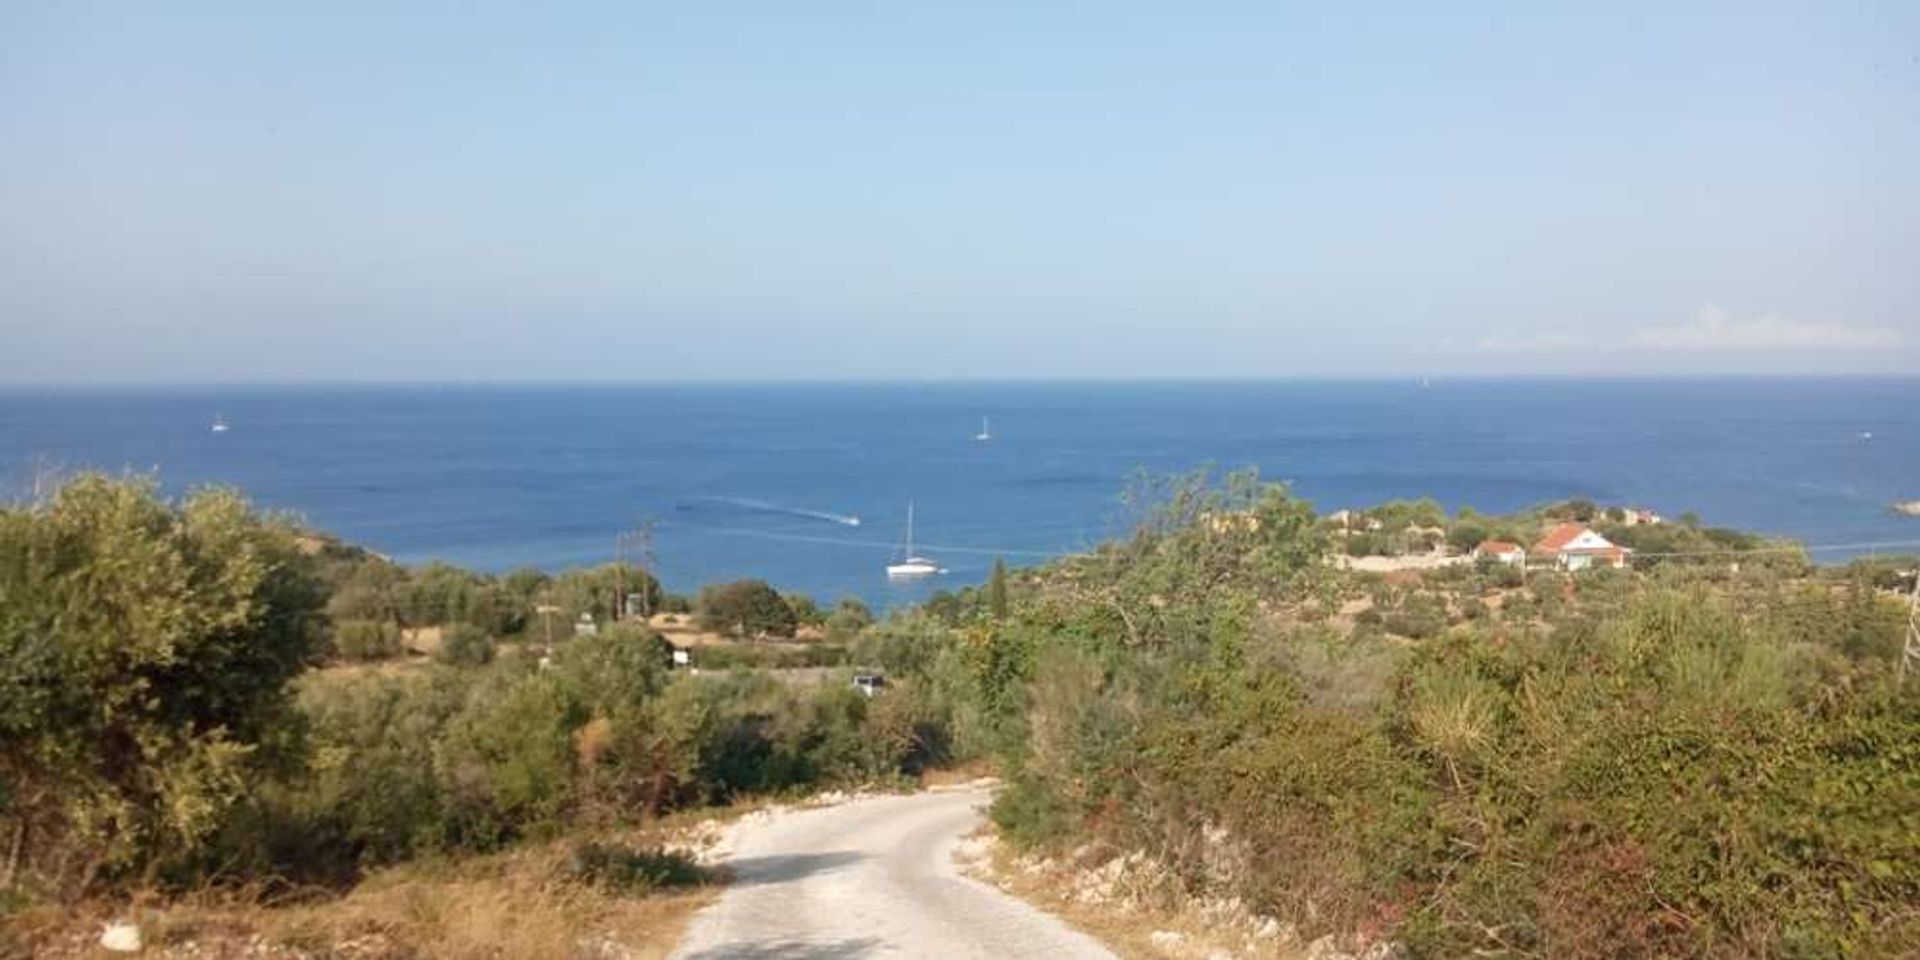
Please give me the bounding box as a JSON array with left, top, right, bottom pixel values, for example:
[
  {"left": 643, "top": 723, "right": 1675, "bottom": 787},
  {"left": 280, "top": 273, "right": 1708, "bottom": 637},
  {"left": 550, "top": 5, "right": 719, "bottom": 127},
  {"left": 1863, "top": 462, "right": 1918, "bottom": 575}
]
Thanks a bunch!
[
  {"left": 1149, "top": 929, "right": 1186, "bottom": 951},
  {"left": 99, "top": 921, "right": 143, "bottom": 952},
  {"left": 1304, "top": 934, "right": 1352, "bottom": 960}
]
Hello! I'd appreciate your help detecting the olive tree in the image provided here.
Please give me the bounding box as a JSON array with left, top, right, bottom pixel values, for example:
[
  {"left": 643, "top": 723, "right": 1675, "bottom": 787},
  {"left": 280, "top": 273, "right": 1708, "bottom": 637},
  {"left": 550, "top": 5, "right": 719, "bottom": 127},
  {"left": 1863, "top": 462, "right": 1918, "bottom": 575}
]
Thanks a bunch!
[
  {"left": 0, "top": 475, "right": 324, "bottom": 894},
  {"left": 696, "top": 579, "right": 797, "bottom": 639}
]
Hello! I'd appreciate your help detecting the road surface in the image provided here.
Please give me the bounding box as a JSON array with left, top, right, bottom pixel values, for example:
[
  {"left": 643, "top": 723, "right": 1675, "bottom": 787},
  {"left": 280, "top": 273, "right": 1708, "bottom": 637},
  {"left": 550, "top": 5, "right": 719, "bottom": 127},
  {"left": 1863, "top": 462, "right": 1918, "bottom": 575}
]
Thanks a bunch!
[{"left": 671, "top": 787, "right": 1117, "bottom": 960}]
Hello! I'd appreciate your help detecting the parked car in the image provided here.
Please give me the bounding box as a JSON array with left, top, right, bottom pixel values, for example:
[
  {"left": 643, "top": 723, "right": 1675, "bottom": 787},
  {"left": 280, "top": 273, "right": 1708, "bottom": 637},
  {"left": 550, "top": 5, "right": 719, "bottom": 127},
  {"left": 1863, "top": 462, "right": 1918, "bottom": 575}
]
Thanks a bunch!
[{"left": 852, "top": 673, "right": 887, "bottom": 697}]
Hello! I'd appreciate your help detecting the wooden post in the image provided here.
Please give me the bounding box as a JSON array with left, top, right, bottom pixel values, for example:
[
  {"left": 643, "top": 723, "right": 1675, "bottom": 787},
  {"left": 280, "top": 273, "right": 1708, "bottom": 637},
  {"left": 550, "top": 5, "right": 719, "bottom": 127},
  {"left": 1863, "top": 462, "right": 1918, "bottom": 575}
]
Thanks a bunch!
[{"left": 1902, "top": 568, "right": 1919, "bottom": 682}]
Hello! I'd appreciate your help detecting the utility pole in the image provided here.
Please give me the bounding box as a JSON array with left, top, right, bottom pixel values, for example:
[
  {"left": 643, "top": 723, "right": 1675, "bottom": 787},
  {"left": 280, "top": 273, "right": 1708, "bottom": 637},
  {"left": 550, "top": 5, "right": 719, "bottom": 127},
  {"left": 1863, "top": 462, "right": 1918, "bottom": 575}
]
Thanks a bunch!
[
  {"left": 535, "top": 596, "right": 559, "bottom": 655},
  {"left": 635, "top": 520, "right": 657, "bottom": 617},
  {"left": 614, "top": 521, "right": 658, "bottom": 621},
  {"left": 1903, "top": 566, "right": 1920, "bottom": 682}
]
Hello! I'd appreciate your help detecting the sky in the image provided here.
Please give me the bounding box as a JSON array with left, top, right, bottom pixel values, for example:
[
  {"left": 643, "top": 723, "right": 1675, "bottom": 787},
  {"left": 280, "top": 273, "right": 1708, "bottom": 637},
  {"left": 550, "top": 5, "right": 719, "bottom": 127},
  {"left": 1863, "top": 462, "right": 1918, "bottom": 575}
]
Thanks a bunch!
[{"left": 2, "top": 2, "right": 1916, "bottom": 383}]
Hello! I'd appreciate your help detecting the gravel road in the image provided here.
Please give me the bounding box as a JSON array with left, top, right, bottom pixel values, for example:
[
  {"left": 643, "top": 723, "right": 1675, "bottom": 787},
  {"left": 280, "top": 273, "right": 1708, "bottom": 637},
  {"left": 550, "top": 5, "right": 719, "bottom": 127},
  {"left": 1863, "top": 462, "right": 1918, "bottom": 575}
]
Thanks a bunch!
[{"left": 671, "top": 786, "right": 1117, "bottom": 960}]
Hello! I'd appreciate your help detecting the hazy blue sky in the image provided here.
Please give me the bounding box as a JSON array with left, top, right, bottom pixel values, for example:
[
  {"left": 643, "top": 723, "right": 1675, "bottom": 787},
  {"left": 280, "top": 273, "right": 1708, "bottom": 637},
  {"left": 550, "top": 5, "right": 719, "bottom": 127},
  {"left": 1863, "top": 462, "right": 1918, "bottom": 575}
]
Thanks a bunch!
[{"left": 3, "top": 2, "right": 1916, "bottom": 382}]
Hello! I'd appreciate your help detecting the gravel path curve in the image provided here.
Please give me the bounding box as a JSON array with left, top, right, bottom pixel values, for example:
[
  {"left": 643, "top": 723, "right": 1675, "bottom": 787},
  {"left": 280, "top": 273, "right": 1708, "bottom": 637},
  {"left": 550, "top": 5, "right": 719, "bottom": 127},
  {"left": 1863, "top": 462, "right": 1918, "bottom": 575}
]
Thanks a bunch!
[{"left": 670, "top": 786, "right": 1116, "bottom": 960}]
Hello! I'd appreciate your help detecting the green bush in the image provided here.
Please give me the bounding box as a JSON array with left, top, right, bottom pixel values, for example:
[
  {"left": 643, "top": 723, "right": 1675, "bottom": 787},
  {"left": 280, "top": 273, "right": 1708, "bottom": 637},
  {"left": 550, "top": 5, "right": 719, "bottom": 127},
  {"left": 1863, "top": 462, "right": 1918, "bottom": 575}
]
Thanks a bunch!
[
  {"left": 235, "top": 668, "right": 464, "bottom": 878},
  {"left": 433, "top": 668, "right": 575, "bottom": 847},
  {"left": 697, "top": 579, "right": 798, "bottom": 638},
  {"left": 434, "top": 623, "right": 495, "bottom": 666},
  {"left": 1477, "top": 557, "right": 1525, "bottom": 588},
  {"left": 23, "top": 467, "right": 1911, "bottom": 960},
  {"left": 0, "top": 475, "right": 324, "bottom": 896},
  {"left": 333, "top": 619, "right": 402, "bottom": 661},
  {"left": 784, "top": 592, "right": 824, "bottom": 626},
  {"left": 690, "top": 643, "right": 848, "bottom": 670},
  {"left": 824, "top": 597, "right": 875, "bottom": 643},
  {"left": 978, "top": 477, "right": 1919, "bottom": 958},
  {"left": 565, "top": 842, "right": 709, "bottom": 892}
]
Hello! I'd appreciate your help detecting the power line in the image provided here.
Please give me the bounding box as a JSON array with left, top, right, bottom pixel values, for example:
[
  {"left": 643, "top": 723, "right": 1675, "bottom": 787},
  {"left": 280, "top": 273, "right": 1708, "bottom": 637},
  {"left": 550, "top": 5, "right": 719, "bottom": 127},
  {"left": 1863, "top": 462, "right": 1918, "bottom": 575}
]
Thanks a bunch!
[{"left": 1624, "top": 538, "right": 1920, "bottom": 558}]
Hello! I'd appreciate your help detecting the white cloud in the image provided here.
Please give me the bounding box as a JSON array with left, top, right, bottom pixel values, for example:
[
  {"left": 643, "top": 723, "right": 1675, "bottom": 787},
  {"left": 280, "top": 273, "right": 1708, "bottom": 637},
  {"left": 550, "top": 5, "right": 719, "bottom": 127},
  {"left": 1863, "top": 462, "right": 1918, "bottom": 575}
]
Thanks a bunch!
[
  {"left": 1625, "top": 304, "right": 1902, "bottom": 352},
  {"left": 1470, "top": 332, "right": 1590, "bottom": 354}
]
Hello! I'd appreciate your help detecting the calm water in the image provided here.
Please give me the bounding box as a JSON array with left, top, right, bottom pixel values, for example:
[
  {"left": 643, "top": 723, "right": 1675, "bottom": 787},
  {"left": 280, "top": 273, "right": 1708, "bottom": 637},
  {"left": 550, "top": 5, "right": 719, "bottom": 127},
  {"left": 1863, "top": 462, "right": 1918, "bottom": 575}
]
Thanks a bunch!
[{"left": 2, "top": 380, "right": 1917, "bottom": 608}]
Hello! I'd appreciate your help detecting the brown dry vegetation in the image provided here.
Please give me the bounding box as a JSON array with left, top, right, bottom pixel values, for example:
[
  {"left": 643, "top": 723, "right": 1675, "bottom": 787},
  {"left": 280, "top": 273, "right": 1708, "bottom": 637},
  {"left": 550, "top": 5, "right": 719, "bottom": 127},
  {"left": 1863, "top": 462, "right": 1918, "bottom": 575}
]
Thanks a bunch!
[
  {"left": 5, "top": 817, "right": 729, "bottom": 960},
  {"left": 959, "top": 832, "right": 1315, "bottom": 960}
]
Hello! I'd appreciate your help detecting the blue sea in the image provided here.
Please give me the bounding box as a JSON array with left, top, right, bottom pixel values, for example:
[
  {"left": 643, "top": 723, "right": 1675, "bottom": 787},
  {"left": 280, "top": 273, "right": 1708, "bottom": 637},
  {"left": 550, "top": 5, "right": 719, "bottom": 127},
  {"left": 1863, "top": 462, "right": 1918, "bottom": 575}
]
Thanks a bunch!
[{"left": 2, "top": 380, "right": 1917, "bottom": 608}]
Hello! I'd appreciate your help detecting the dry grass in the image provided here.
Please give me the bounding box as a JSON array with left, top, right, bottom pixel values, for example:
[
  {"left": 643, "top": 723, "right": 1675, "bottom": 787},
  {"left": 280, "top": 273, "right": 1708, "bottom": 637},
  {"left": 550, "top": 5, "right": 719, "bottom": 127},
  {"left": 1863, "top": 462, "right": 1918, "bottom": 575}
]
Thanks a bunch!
[
  {"left": 956, "top": 832, "right": 1326, "bottom": 960},
  {"left": 646, "top": 615, "right": 730, "bottom": 648},
  {"left": 647, "top": 613, "right": 833, "bottom": 649},
  {"left": 5, "top": 822, "right": 726, "bottom": 960},
  {"left": 918, "top": 758, "right": 998, "bottom": 790},
  {"left": 309, "top": 655, "right": 432, "bottom": 680}
]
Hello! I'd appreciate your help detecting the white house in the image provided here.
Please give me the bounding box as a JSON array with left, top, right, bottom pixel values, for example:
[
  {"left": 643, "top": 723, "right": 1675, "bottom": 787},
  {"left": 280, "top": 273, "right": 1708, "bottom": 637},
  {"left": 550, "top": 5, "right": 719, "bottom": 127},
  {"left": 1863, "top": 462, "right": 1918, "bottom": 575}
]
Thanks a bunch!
[
  {"left": 1532, "top": 522, "right": 1630, "bottom": 570},
  {"left": 1472, "top": 539, "right": 1526, "bottom": 566}
]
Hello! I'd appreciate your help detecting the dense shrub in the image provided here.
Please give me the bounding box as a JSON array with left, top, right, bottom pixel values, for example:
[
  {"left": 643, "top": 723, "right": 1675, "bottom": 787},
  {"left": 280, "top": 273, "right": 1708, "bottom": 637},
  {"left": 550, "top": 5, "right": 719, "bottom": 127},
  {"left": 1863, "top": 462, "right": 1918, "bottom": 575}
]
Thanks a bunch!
[
  {"left": 565, "top": 842, "right": 709, "bottom": 892},
  {"left": 689, "top": 642, "right": 848, "bottom": 670},
  {"left": 0, "top": 475, "right": 324, "bottom": 896},
  {"left": 0, "top": 476, "right": 952, "bottom": 904},
  {"left": 697, "top": 579, "right": 798, "bottom": 638},
  {"left": 333, "top": 619, "right": 402, "bottom": 661},
  {"left": 980, "top": 473, "right": 1918, "bottom": 959},
  {"left": 434, "top": 623, "right": 495, "bottom": 666},
  {"left": 434, "top": 668, "right": 575, "bottom": 846},
  {"left": 824, "top": 597, "right": 875, "bottom": 643},
  {"left": 16, "top": 467, "right": 1911, "bottom": 960},
  {"left": 550, "top": 563, "right": 661, "bottom": 623},
  {"left": 784, "top": 592, "right": 823, "bottom": 626},
  {"left": 238, "top": 668, "right": 465, "bottom": 877},
  {"left": 1382, "top": 592, "right": 1448, "bottom": 638}
]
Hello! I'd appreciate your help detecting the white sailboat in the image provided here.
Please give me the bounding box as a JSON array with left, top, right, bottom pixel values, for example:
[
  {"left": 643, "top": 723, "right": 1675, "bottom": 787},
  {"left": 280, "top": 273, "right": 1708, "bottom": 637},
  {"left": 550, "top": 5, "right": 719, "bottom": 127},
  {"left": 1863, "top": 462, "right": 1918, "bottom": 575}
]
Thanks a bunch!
[
  {"left": 211, "top": 413, "right": 230, "bottom": 433},
  {"left": 885, "top": 502, "right": 941, "bottom": 578},
  {"left": 973, "top": 416, "right": 992, "bottom": 442}
]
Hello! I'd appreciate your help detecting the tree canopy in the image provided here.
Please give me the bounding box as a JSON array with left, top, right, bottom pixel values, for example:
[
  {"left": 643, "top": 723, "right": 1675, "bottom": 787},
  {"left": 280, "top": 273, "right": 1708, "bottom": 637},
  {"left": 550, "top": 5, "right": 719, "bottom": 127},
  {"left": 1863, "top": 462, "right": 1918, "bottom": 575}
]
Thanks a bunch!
[
  {"left": 0, "top": 475, "right": 324, "bottom": 893},
  {"left": 695, "top": 579, "right": 797, "bottom": 638}
]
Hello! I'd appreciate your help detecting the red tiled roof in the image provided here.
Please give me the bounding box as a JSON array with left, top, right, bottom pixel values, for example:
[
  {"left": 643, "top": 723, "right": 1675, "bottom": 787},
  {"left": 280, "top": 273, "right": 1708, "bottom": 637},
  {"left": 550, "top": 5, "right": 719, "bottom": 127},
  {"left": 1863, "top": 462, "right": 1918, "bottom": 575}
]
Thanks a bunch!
[
  {"left": 1532, "top": 522, "right": 1589, "bottom": 554},
  {"left": 1565, "top": 544, "right": 1630, "bottom": 559}
]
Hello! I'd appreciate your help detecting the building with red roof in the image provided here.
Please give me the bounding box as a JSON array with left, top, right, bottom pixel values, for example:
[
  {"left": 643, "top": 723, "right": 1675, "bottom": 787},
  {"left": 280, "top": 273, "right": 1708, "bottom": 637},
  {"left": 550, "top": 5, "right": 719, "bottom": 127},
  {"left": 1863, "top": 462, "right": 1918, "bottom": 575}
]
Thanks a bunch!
[
  {"left": 1531, "top": 522, "right": 1630, "bottom": 570},
  {"left": 1471, "top": 539, "right": 1526, "bottom": 565}
]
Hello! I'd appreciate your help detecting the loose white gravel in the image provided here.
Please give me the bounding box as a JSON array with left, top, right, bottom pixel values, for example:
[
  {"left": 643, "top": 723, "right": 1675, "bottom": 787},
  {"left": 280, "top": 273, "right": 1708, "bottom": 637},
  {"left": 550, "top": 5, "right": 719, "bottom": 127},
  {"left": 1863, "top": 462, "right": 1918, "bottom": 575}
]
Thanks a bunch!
[{"left": 671, "top": 786, "right": 1117, "bottom": 960}]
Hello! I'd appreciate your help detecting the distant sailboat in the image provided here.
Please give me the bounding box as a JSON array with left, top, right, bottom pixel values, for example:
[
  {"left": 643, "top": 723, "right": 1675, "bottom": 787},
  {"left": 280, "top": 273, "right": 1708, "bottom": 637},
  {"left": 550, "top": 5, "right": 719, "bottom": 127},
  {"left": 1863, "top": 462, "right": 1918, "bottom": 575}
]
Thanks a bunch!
[
  {"left": 974, "top": 416, "right": 992, "bottom": 442},
  {"left": 885, "top": 502, "right": 941, "bottom": 578},
  {"left": 211, "top": 413, "right": 230, "bottom": 433}
]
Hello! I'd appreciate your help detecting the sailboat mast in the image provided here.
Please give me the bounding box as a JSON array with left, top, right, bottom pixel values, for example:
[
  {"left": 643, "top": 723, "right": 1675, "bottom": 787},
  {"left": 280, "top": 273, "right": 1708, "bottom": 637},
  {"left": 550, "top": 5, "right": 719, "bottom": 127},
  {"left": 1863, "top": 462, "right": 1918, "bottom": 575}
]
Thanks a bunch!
[{"left": 906, "top": 501, "right": 915, "bottom": 555}]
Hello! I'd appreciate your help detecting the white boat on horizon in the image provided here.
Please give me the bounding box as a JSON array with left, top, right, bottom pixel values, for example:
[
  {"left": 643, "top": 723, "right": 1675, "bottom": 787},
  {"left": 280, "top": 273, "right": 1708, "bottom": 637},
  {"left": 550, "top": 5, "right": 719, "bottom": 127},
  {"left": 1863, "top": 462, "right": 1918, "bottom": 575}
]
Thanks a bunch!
[
  {"left": 885, "top": 501, "right": 942, "bottom": 578},
  {"left": 211, "top": 413, "right": 230, "bottom": 433},
  {"left": 973, "top": 416, "right": 992, "bottom": 442}
]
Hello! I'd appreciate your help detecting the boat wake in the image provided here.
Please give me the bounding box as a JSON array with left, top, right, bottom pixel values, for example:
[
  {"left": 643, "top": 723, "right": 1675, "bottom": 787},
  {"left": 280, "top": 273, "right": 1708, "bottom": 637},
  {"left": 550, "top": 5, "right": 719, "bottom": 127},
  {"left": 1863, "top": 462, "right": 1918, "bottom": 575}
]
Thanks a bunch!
[
  {"left": 676, "top": 522, "right": 1057, "bottom": 558},
  {"left": 684, "top": 496, "right": 863, "bottom": 527}
]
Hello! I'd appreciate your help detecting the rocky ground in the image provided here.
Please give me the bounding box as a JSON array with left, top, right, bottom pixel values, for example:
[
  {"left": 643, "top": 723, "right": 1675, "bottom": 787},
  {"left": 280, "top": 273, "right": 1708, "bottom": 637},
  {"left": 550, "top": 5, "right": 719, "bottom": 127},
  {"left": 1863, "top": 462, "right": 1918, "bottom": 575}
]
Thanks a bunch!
[{"left": 955, "top": 832, "right": 1401, "bottom": 960}]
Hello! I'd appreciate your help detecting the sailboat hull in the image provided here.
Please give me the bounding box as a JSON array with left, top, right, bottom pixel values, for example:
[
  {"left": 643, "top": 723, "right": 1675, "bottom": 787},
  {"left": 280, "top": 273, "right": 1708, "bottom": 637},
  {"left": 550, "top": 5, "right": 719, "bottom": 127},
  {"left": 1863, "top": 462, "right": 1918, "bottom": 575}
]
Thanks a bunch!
[{"left": 888, "top": 503, "right": 941, "bottom": 576}]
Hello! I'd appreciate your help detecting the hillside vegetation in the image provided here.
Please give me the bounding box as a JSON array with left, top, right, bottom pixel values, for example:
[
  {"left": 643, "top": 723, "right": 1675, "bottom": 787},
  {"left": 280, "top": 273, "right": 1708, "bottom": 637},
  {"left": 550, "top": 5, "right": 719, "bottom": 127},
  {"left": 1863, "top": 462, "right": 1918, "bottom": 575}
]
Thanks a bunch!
[
  {"left": 962, "top": 472, "right": 1918, "bottom": 959},
  {"left": 0, "top": 477, "right": 941, "bottom": 921},
  {"left": 4, "top": 471, "right": 1916, "bottom": 960}
]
